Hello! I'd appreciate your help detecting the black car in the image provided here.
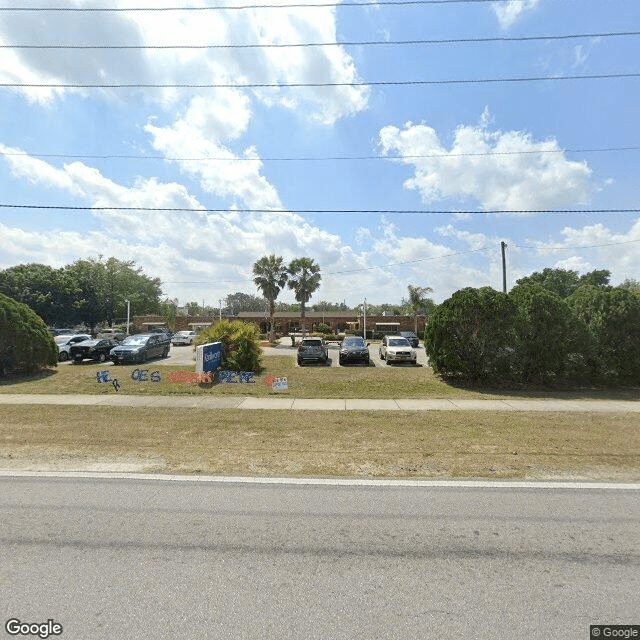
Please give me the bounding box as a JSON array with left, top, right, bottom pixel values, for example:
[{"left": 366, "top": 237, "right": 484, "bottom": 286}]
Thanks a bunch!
[
  {"left": 400, "top": 331, "right": 419, "bottom": 348},
  {"left": 297, "top": 337, "right": 329, "bottom": 366},
  {"left": 338, "top": 336, "right": 370, "bottom": 366},
  {"left": 110, "top": 333, "right": 171, "bottom": 365},
  {"left": 70, "top": 339, "right": 118, "bottom": 363}
]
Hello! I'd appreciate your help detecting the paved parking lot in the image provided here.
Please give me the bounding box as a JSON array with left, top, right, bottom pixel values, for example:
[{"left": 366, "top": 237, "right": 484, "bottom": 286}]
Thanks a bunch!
[
  {"left": 285, "top": 341, "right": 428, "bottom": 368},
  {"left": 60, "top": 341, "right": 429, "bottom": 368}
]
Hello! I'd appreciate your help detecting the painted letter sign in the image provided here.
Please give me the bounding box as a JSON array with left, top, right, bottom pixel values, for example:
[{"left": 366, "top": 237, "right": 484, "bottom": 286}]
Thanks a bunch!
[{"left": 195, "top": 341, "right": 222, "bottom": 375}]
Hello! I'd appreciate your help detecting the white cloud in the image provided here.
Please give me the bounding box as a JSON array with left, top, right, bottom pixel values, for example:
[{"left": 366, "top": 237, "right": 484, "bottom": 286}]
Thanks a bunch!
[
  {"left": 492, "top": 0, "right": 540, "bottom": 29},
  {"left": 0, "top": 0, "right": 368, "bottom": 123},
  {"left": 145, "top": 93, "right": 282, "bottom": 210},
  {"left": 528, "top": 220, "right": 640, "bottom": 285},
  {"left": 379, "top": 113, "right": 598, "bottom": 211}
]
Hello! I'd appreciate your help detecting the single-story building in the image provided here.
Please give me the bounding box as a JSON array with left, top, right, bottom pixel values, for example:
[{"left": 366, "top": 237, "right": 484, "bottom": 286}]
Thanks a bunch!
[{"left": 133, "top": 312, "right": 427, "bottom": 337}]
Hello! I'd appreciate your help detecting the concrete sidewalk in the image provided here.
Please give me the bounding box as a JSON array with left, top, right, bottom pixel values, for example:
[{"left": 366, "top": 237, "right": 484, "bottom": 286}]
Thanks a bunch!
[{"left": 0, "top": 393, "right": 638, "bottom": 412}]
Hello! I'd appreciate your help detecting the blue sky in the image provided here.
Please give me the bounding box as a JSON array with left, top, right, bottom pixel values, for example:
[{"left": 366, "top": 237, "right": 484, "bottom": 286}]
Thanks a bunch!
[{"left": 0, "top": 0, "right": 639, "bottom": 308}]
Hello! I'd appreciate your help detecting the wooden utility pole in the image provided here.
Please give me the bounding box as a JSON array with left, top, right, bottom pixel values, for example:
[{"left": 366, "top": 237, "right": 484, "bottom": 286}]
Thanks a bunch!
[{"left": 501, "top": 241, "right": 508, "bottom": 293}]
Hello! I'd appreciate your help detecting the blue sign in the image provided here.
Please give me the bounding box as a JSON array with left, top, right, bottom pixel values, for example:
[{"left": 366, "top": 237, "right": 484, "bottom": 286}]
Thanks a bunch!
[{"left": 196, "top": 342, "right": 222, "bottom": 374}]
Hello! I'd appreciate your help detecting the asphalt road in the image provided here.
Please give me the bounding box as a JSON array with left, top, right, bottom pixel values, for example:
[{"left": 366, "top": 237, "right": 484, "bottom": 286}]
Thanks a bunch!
[{"left": 1, "top": 475, "right": 638, "bottom": 640}]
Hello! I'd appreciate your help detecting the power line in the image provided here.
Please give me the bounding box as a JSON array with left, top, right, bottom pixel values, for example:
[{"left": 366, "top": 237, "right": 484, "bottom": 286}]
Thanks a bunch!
[
  {"left": 4, "top": 31, "right": 639, "bottom": 49},
  {"left": 515, "top": 239, "right": 640, "bottom": 251},
  {"left": 161, "top": 248, "right": 495, "bottom": 284},
  {"left": 2, "top": 73, "right": 639, "bottom": 89},
  {"left": 0, "top": 1, "right": 559, "bottom": 12},
  {"left": 1, "top": 204, "right": 639, "bottom": 215},
  {"left": 2, "top": 146, "right": 640, "bottom": 163}
]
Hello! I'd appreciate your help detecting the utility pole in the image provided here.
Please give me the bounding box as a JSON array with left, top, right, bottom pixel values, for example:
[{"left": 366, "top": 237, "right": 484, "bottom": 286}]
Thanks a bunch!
[
  {"left": 363, "top": 298, "right": 367, "bottom": 340},
  {"left": 501, "top": 241, "right": 508, "bottom": 293}
]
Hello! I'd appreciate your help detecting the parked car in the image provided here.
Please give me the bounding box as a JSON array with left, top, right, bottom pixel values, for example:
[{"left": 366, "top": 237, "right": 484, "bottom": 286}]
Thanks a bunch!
[
  {"left": 172, "top": 330, "right": 197, "bottom": 346},
  {"left": 97, "top": 329, "right": 127, "bottom": 342},
  {"left": 338, "top": 336, "right": 370, "bottom": 366},
  {"left": 379, "top": 335, "right": 417, "bottom": 365},
  {"left": 110, "top": 333, "right": 171, "bottom": 364},
  {"left": 54, "top": 334, "right": 92, "bottom": 362},
  {"left": 49, "top": 327, "right": 74, "bottom": 336},
  {"left": 70, "top": 339, "right": 118, "bottom": 363},
  {"left": 296, "top": 337, "right": 329, "bottom": 366},
  {"left": 400, "top": 331, "right": 419, "bottom": 348}
]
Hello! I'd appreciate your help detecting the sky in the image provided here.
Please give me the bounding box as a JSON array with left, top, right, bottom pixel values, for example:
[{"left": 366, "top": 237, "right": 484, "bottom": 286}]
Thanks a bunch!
[{"left": 0, "top": 0, "right": 639, "bottom": 309}]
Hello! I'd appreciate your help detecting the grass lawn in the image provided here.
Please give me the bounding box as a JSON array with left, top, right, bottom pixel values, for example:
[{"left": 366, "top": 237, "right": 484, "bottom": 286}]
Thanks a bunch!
[
  {"left": 1, "top": 405, "right": 639, "bottom": 480},
  {"left": 1, "top": 356, "right": 639, "bottom": 400}
]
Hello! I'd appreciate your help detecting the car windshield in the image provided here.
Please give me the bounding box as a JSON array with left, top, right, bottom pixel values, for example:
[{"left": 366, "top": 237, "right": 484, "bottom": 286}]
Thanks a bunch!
[
  {"left": 302, "top": 339, "right": 322, "bottom": 346},
  {"left": 122, "top": 336, "right": 148, "bottom": 346},
  {"left": 343, "top": 337, "right": 365, "bottom": 347},
  {"left": 176, "top": 331, "right": 191, "bottom": 337},
  {"left": 388, "top": 338, "right": 410, "bottom": 346},
  {"left": 54, "top": 336, "right": 73, "bottom": 345}
]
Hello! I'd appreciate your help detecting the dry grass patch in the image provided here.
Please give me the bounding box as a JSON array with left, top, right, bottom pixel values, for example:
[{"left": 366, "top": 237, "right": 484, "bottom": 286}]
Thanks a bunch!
[{"left": 1, "top": 406, "right": 639, "bottom": 481}]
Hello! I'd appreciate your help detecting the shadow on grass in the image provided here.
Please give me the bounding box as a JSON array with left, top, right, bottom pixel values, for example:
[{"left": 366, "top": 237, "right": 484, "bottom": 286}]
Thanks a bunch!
[
  {"left": 442, "top": 376, "right": 640, "bottom": 401},
  {"left": 0, "top": 367, "right": 58, "bottom": 387}
]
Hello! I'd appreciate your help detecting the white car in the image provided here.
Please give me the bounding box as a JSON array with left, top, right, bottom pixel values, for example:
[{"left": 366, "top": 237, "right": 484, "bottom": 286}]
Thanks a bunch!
[
  {"left": 379, "top": 335, "right": 417, "bottom": 365},
  {"left": 54, "top": 334, "right": 92, "bottom": 361},
  {"left": 171, "top": 330, "right": 197, "bottom": 346}
]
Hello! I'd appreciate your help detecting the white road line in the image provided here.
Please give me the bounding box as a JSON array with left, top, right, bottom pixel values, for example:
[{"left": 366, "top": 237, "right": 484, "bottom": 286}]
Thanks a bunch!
[{"left": 1, "top": 470, "right": 638, "bottom": 490}]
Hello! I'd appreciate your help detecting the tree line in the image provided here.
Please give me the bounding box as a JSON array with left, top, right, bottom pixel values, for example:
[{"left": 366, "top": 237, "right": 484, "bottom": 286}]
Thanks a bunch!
[
  {"left": 0, "top": 258, "right": 163, "bottom": 331},
  {"left": 424, "top": 268, "right": 640, "bottom": 386}
]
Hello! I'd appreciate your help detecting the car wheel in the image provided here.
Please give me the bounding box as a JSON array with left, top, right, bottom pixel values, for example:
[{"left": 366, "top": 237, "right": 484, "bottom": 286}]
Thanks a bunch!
[
  {"left": 98, "top": 353, "right": 106, "bottom": 363},
  {"left": 379, "top": 349, "right": 385, "bottom": 360},
  {"left": 58, "top": 352, "right": 68, "bottom": 362},
  {"left": 297, "top": 358, "right": 302, "bottom": 366},
  {"left": 163, "top": 347, "right": 169, "bottom": 358}
]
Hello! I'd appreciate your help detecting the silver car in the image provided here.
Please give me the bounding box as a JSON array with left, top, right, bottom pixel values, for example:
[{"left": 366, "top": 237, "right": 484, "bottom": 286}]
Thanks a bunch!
[
  {"left": 54, "top": 334, "right": 92, "bottom": 362},
  {"left": 379, "top": 336, "right": 417, "bottom": 365},
  {"left": 172, "top": 331, "right": 197, "bottom": 346}
]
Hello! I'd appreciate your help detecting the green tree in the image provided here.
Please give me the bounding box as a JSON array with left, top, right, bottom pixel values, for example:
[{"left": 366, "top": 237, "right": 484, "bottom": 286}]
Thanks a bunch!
[
  {"left": 405, "top": 284, "right": 435, "bottom": 333},
  {"left": 252, "top": 255, "right": 288, "bottom": 342},
  {"left": 195, "top": 319, "right": 262, "bottom": 373},
  {"left": 312, "top": 300, "right": 352, "bottom": 312},
  {"left": 509, "top": 283, "right": 589, "bottom": 383},
  {"left": 159, "top": 299, "right": 178, "bottom": 331},
  {"left": 287, "top": 257, "right": 321, "bottom": 337},
  {"left": 568, "top": 285, "right": 640, "bottom": 383},
  {"left": 516, "top": 267, "right": 611, "bottom": 298},
  {"left": 226, "top": 292, "right": 267, "bottom": 313},
  {"left": 0, "top": 292, "right": 57, "bottom": 373},
  {"left": 66, "top": 257, "right": 162, "bottom": 330},
  {"left": 424, "top": 287, "right": 518, "bottom": 381},
  {"left": 0, "top": 263, "right": 76, "bottom": 327},
  {"left": 185, "top": 301, "right": 204, "bottom": 316}
]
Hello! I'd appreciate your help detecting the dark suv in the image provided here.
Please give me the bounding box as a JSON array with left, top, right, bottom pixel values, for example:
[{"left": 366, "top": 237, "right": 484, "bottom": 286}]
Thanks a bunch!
[
  {"left": 110, "top": 333, "right": 170, "bottom": 365},
  {"left": 400, "top": 331, "right": 419, "bottom": 348},
  {"left": 338, "top": 336, "right": 370, "bottom": 366}
]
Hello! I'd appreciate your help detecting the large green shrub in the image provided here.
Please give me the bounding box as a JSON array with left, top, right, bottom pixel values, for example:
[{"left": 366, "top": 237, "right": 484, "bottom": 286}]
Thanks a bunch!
[
  {"left": 0, "top": 292, "right": 57, "bottom": 373},
  {"left": 194, "top": 320, "right": 262, "bottom": 373},
  {"left": 424, "top": 287, "right": 518, "bottom": 381},
  {"left": 568, "top": 285, "right": 640, "bottom": 383},
  {"left": 509, "top": 283, "right": 590, "bottom": 383}
]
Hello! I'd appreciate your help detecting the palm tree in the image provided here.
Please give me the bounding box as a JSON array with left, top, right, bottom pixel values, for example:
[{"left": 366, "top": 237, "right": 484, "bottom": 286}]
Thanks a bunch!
[
  {"left": 407, "top": 284, "right": 434, "bottom": 333},
  {"left": 287, "top": 258, "right": 321, "bottom": 337},
  {"left": 252, "top": 255, "right": 289, "bottom": 342}
]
